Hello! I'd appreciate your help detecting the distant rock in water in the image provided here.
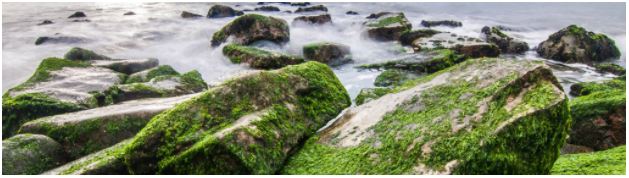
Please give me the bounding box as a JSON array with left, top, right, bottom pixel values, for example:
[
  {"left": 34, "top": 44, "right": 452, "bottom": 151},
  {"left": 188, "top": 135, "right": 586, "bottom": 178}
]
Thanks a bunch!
[
  {"left": 302, "top": 42, "right": 352, "bottom": 66},
  {"left": 181, "top": 11, "right": 202, "bottom": 18},
  {"left": 222, "top": 44, "right": 304, "bottom": 69},
  {"left": 409, "top": 32, "right": 500, "bottom": 58},
  {"left": 123, "top": 11, "right": 136, "bottom": 16},
  {"left": 295, "top": 5, "right": 328, "bottom": 13},
  {"left": 399, "top": 29, "right": 441, "bottom": 46},
  {"left": 91, "top": 58, "right": 159, "bottom": 75},
  {"left": 37, "top": 20, "right": 53, "bottom": 25},
  {"left": 594, "top": 63, "right": 625, "bottom": 76},
  {"left": 346, "top": 11, "right": 359, "bottom": 15},
  {"left": 68, "top": 11, "right": 86, "bottom": 18},
  {"left": 537, "top": 25, "right": 621, "bottom": 65},
  {"left": 481, "top": 26, "right": 529, "bottom": 54},
  {"left": 358, "top": 49, "right": 465, "bottom": 74},
  {"left": 35, "top": 36, "right": 89, "bottom": 45},
  {"left": 211, "top": 14, "right": 290, "bottom": 47},
  {"left": 420, "top": 20, "right": 462, "bottom": 28},
  {"left": 2, "top": 134, "right": 68, "bottom": 175},
  {"left": 363, "top": 12, "right": 412, "bottom": 41},
  {"left": 283, "top": 58, "right": 571, "bottom": 175},
  {"left": 207, "top": 4, "right": 243, "bottom": 18},
  {"left": 64, "top": 47, "right": 111, "bottom": 60},
  {"left": 254, "top": 6, "right": 280, "bottom": 11},
  {"left": 291, "top": 2, "right": 311, "bottom": 6},
  {"left": 293, "top": 14, "right": 332, "bottom": 25},
  {"left": 71, "top": 19, "right": 90, "bottom": 22},
  {"left": 366, "top": 12, "right": 392, "bottom": 19}
]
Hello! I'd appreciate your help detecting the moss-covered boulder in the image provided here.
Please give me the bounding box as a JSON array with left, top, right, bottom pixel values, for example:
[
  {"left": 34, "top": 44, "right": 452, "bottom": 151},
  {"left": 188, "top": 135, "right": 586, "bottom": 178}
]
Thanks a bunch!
[
  {"left": 358, "top": 49, "right": 465, "bottom": 74},
  {"left": 207, "top": 4, "right": 243, "bottom": 18},
  {"left": 568, "top": 79, "right": 625, "bottom": 151},
  {"left": 64, "top": 47, "right": 111, "bottom": 61},
  {"left": 254, "top": 6, "right": 280, "bottom": 12},
  {"left": 293, "top": 14, "right": 332, "bottom": 25},
  {"left": 91, "top": 58, "right": 159, "bottom": 75},
  {"left": 223, "top": 44, "right": 304, "bottom": 69},
  {"left": 354, "top": 88, "right": 392, "bottom": 106},
  {"left": 2, "top": 134, "right": 68, "bottom": 175},
  {"left": 44, "top": 139, "right": 132, "bottom": 175},
  {"left": 411, "top": 32, "right": 500, "bottom": 58},
  {"left": 121, "top": 61, "right": 350, "bottom": 174},
  {"left": 420, "top": 20, "right": 462, "bottom": 28},
  {"left": 283, "top": 58, "right": 571, "bottom": 174},
  {"left": 125, "top": 65, "right": 180, "bottom": 84},
  {"left": 594, "top": 63, "right": 625, "bottom": 76},
  {"left": 374, "top": 69, "right": 420, "bottom": 87},
  {"left": 537, "top": 25, "right": 621, "bottom": 64},
  {"left": 551, "top": 145, "right": 625, "bottom": 175},
  {"left": 295, "top": 5, "right": 328, "bottom": 13},
  {"left": 19, "top": 94, "right": 199, "bottom": 159},
  {"left": 364, "top": 12, "right": 412, "bottom": 41},
  {"left": 399, "top": 29, "right": 441, "bottom": 46},
  {"left": 211, "top": 14, "right": 289, "bottom": 47},
  {"left": 117, "top": 70, "right": 207, "bottom": 102},
  {"left": 303, "top": 42, "right": 352, "bottom": 66},
  {"left": 481, "top": 26, "right": 529, "bottom": 54}
]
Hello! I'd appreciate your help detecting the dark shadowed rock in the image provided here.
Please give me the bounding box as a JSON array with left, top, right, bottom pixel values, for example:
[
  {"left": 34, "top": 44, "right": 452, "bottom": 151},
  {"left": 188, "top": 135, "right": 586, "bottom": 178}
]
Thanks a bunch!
[
  {"left": 207, "top": 4, "right": 243, "bottom": 18},
  {"left": 293, "top": 14, "right": 332, "bottom": 25},
  {"left": 43, "top": 139, "right": 131, "bottom": 175},
  {"left": 2, "top": 134, "right": 68, "bottom": 175},
  {"left": 211, "top": 14, "right": 290, "bottom": 46},
  {"left": 35, "top": 36, "right": 89, "bottom": 45},
  {"left": 181, "top": 11, "right": 202, "bottom": 18},
  {"left": 594, "top": 63, "right": 626, "bottom": 76},
  {"left": 560, "top": 144, "right": 594, "bottom": 154},
  {"left": 481, "top": 26, "right": 529, "bottom": 54},
  {"left": 222, "top": 44, "right": 304, "bottom": 69},
  {"left": 123, "top": 11, "right": 135, "bottom": 16},
  {"left": 537, "top": 25, "right": 621, "bottom": 64},
  {"left": 366, "top": 12, "right": 392, "bottom": 19},
  {"left": 90, "top": 58, "right": 159, "bottom": 75},
  {"left": 254, "top": 6, "right": 280, "bottom": 11},
  {"left": 291, "top": 2, "right": 310, "bottom": 6},
  {"left": 295, "top": 5, "right": 328, "bottom": 13},
  {"left": 37, "top": 20, "right": 53, "bottom": 25},
  {"left": 346, "top": 11, "right": 359, "bottom": 15},
  {"left": 421, "top": 20, "right": 462, "bottom": 28},
  {"left": 303, "top": 42, "right": 352, "bottom": 66},
  {"left": 64, "top": 47, "right": 111, "bottom": 61},
  {"left": 453, "top": 44, "right": 500, "bottom": 58},
  {"left": 363, "top": 12, "right": 412, "bottom": 41},
  {"left": 399, "top": 29, "right": 441, "bottom": 46},
  {"left": 68, "top": 11, "right": 86, "bottom": 18}
]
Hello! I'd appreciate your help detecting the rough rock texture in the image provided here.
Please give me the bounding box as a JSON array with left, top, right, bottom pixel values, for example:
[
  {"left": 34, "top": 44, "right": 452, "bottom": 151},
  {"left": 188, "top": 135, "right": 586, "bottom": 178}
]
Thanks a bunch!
[
  {"left": 19, "top": 94, "right": 199, "bottom": 159},
  {"left": 374, "top": 69, "right": 420, "bottom": 87},
  {"left": 420, "top": 20, "right": 462, "bottom": 28},
  {"left": 568, "top": 79, "right": 625, "bottom": 150},
  {"left": 207, "top": 4, "right": 243, "bottom": 18},
  {"left": 211, "top": 14, "right": 290, "bottom": 47},
  {"left": 364, "top": 12, "right": 412, "bottom": 41},
  {"left": 302, "top": 42, "right": 351, "bottom": 66},
  {"left": 126, "top": 65, "right": 180, "bottom": 84},
  {"left": 295, "top": 5, "right": 328, "bottom": 13},
  {"left": 255, "top": 6, "right": 280, "bottom": 12},
  {"left": 560, "top": 144, "right": 593, "bottom": 154},
  {"left": 64, "top": 47, "right": 111, "bottom": 61},
  {"left": 68, "top": 11, "right": 87, "bottom": 18},
  {"left": 223, "top": 44, "right": 304, "bottom": 69},
  {"left": 411, "top": 32, "right": 500, "bottom": 58},
  {"left": 537, "top": 25, "right": 621, "bottom": 64},
  {"left": 117, "top": 71, "right": 207, "bottom": 101},
  {"left": 293, "top": 14, "right": 332, "bottom": 25},
  {"left": 551, "top": 145, "right": 625, "bottom": 175},
  {"left": 181, "top": 11, "right": 203, "bottom": 18},
  {"left": 44, "top": 139, "right": 132, "bottom": 175},
  {"left": 283, "top": 58, "right": 571, "bottom": 174},
  {"left": 594, "top": 63, "right": 625, "bottom": 76},
  {"left": 122, "top": 61, "right": 351, "bottom": 174},
  {"left": 358, "top": 49, "right": 465, "bottom": 74},
  {"left": 399, "top": 29, "right": 441, "bottom": 46},
  {"left": 91, "top": 58, "right": 159, "bottom": 75},
  {"left": 481, "top": 26, "right": 529, "bottom": 54},
  {"left": 2, "top": 134, "right": 68, "bottom": 175},
  {"left": 354, "top": 88, "right": 392, "bottom": 106}
]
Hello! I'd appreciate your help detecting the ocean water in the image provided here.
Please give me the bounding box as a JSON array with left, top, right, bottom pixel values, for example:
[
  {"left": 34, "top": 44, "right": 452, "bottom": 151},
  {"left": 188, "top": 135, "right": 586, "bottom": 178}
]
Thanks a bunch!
[{"left": 2, "top": 2, "right": 626, "bottom": 100}]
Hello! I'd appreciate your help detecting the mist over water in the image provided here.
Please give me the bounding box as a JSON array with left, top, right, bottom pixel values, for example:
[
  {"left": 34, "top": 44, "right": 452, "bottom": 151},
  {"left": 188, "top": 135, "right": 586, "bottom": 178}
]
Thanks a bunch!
[{"left": 2, "top": 2, "right": 626, "bottom": 99}]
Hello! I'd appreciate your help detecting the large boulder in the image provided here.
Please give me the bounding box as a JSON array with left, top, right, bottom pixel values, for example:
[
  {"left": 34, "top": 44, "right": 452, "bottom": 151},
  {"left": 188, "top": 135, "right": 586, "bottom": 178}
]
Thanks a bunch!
[
  {"left": 44, "top": 139, "right": 132, "bottom": 175},
  {"left": 410, "top": 32, "right": 500, "bottom": 58},
  {"left": 302, "top": 42, "right": 352, "bottom": 66},
  {"left": 551, "top": 145, "right": 625, "bottom": 175},
  {"left": 2, "top": 134, "right": 68, "bottom": 175},
  {"left": 283, "top": 58, "right": 571, "bottom": 174},
  {"left": 568, "top": 79, "right": 625, "bottom": 151},
  {"left": 122, "top": 61, "right": 351, "bottom": 174},
  {"left": 293, "top": 14, "right": 332, "bottom": 25},
  {"left": 537, "top": 25, "right": 621, "bottom": 64},
  {"left": 420, "top": 20, "right": 462, "bottom": 28},
  {"left": 481, "top": 26, "right": 529, "bottom": 54},
  {"left": 207, "top": 4, "right": 243, "bottom": 18},
  {"left": 363, "top": 12, "right": 412, "bottom": 41},
  {"left": 222, "top": 44, "right": 304, "bottom": 69},
  {"left": 211, "top": 14, "right": 290, "bottom": 47}
]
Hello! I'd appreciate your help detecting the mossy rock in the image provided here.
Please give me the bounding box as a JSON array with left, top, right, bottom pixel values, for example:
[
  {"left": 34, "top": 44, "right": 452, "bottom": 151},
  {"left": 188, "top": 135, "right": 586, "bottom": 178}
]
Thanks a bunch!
[
  {"left": 117, "top": 70, "right": 207, "bottom": 101},
  {"left": 354, "top": 88, "right": 393, "bottom": 106},
  {"left": 302, "top": 42, "right": 352, "bottom": 66},
  {"left": 44, "top": 139, "right": 132, "bottom": 175},
  {"left": 295, "top": 5, "right": 328, "bottom": 13},
  {"left": 121, "top": 61, "right": 350, "bottom": 174},
  {"left": 211, "top": 14, "right": 289, "bottom": 47},
  {"left": 551, "top": 145, "right": 625, "bottom": 175},
  {"left": 2, "top": 134, "right": 68, "bottom": 175},
  {"left": 223, "top": 44, "right": 304, "bottom": 69},
  {"left": 126, "top": 65, "right": 180, "bottom": 84},
  {"left": 282, "top": 58, "right": 571, "bottom": 174},
  {"left": 64, "top": 47, "right": 111, "bottom": 61},
  {"left": 358, "top": 49, "right": 466, "bottom": 74},
  {"left": 399, "top": 29, "right": 441, "bottom": 46},
  {"left": 374, "top": 69, "right": 420, "bottom": 87},
  {"left": 207, "top": 4, "right": 243, "bottom": 18},
  {"left": 537, "top": 25, "right": 621, "bottom": 64},
  {"left": 364, "top": 12, "right": 412, "bottom": 41},
  {"left": 410, "top": 32, "right": 500, "bottom": 58},
  {"left": 293, "top": 14, "right": 332, "bottom": 25},
  {"left": 91, "top": 58, "right": 159, "bottom": 75},
  {"left": 594, "top": 63, "right": 625, "bottom": 76},
  {"left": 481, "top": 26, "right": 529, "bottom": 54},
  {"left": 568, "top": 79, "right": 625, "bottom": 151}
]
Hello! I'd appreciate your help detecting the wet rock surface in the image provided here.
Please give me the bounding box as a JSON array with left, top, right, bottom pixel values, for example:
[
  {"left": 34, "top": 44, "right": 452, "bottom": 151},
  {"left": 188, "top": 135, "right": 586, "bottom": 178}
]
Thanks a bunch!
[
  {"left": 481, "top": 26, "right": 529, "bottom": 54},
  {"left": 207, "top": 4, "right": 243, "bottom": 18},
  {"left": 302, "top": 42, "right": 352, "bottom": 66},
  {"left": 211, "top": 14, "right": 290, "bottom": 47},
  {"left": 223, "top": 44, "right": 304, "bottom": 69},
  {"left": 293, "top": 14, "right": 332, "bottom": 25},
  {"left": 181, "top": 11, "right": 202, "bottom": 18},
  {"left": 35, "top": 36, "right": 90, "bottom": 45},
  {"left": 420, "top": 20, "right": 462, "bottom": 28},
  {"left": 537, "top": 25, "right": 621, "bottom": 65},
  {"left": 295, "top": 5, "right": 328, "bottom": 13},
  {"left": 364, "top": 12, "right": 412, "bottom": 41},
  {"left": 2, "top": 134, "right": 68, "bottom": 175},
  {"left": 68, "top": 11, "right": 86, "bottom": 18}
]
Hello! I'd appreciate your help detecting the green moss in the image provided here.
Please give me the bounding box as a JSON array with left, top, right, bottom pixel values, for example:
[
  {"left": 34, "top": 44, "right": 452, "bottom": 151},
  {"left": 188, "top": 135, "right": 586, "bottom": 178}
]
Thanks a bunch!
[
  {"left": 354, "top": 88, "right": 393, "bottom": 105},
  {"left": 211, "top": 14, "right": 289, "bottom": 46},
  {"left": 366, "top": 15, "right": 406, "bottom": 28},
  {"left": 551, "top": 145, "right": 625, "bottom": 175},
  {"left": 374, "top": 69, "right": 416, "bottom": 87},
  {"left": 55, "top": 139, "right": 132, "bottom": 175},
  {"left": 11, "top": 57, "right": 90, "bottom": 91},
  {"left": 358, "top": 49, "right": 465, "bottom": 74},
  {"left": 222, "top": 44, "right": 304, "bottom": 69},
  {"left": 594, "top": 63, "right": 625, "bottom": 76},
  {"left": 2, "top": 134, "right": 67, "bottom": 175},
  {"left": 570, "top": 79, "right": 625, "bottom": 96},
  {"left": 490, "top": 27, "right": 508, "bottom": 38},
  {"left": 122, "top": 61, "right": 350, "bottom": 174},
  {"left": 569, "top": 86, "right": 625, "bottom": 125},
  {"left": 126, "top": 65, "right": 180, "bottom": 84},
  {"left": 64, "top": 47, "right": 111, "bottom": 61},
  {"left": 181, "top": 70, "right": 208, "bottom": 91}
]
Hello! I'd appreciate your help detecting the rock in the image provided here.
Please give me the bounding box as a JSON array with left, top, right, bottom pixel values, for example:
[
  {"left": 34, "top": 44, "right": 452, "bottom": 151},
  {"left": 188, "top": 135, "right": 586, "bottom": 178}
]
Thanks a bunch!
[
  {"left": 68, "top": 11, "right": 86, "bottom": 18},
  {"left": 410, "top": 32, "right": 499, "bottom": 58},
  {"left": 37, "top": 20, "right": 53, "bottom": 25},
  {"left": 568, "top": 79, "right": 625, "bottom": 151},
  {"left": 569, "top": 78, "right": 625, "bottom": 97},
  {"left": 222, "top": 44, "right": 304, "bottom": 69},
  {"left": 290, "top": 2, "right": 310, "bottom": 6},
  {"left": 551, "top": 145, "right": 625, "bottom": 175},
  {"left": 35, "top": 36, "right": 89, "bottom": 45},
  {"left": 537, "top": 25, "right": 621, "bottom": 64},
  {"left": 123, "top": 11, "right": 135, "bottom": 16},
  {"left": 363, "top": 12, "right": 412, "bottom": 41},
  {"left": 71, "top": 19, "right": 91, "bottom": 23},
  {"left": 293, "top": 14, "right": 332, "bottom": 25},
  {"left": 3, "top": 58, "right": 124, "bottom": 138},
  {"left": 117, "top": 71, "right": 208, "bottom": 101},
  {"left": 366, "top": 12, "right": 392, "bottom": 19},
  {"left": 594, "top": 63, "right": 625, "bottom": 76},
  {"left": 283, "top": 58, "right": 571, "bottom": 174},
  {"left": 19, "top": 94, "right": 199, "bottom": 159},
  {"left": 126, "top": 65, "right": 180, "bottom": 83},
  {"left": 420, "top": 20, "right": 462, "bottom": 28},
  {"left": 354, "top": 88, "right": 392, "bottom": 106},
  {"left": 560, "top": 144, "right": 594, "bottom": 154},
  {"left": 207, "top": 4, "right": 243, "bottom": 18},
  {"left": 357, "top": 49, "right": 465, "bottom": 74},
  {"left": 346, "top": 11, "right": 359, "bottom": 15},
  {"left": 302, "top": 42, "right": 351, "bottom": 66},
  {"left": 453, "top": 44, "right": 500, "bottom": 58},
  {"left": 44, "top": 139, "right": 132, "bottom": 175},
  {"left": 181, "top": 11, "right": 203, "bottom": 18},
  {"left": 90, "top": 58, "right": 159, "bottom": 75},
  {"left": 211, "top": 14, "right": 290, "bottom": 47},
  {"left": 399, "top": 29, "right": 441, "bottom": 46},
  {"left": 481, "top": 26, "right": 529, "bottom": 54},
  {"left": 122, "top": 61, "right": 351, "bottom": 174},
  {"left": 295, "top": 5, "right": 328, "bottom": 13},
  {"left": 374, "top": 69, "right": 419, "bottom": 87},
  {"left": 64, "top": 47, "right": 111, "bottom": 61},
  {"left": 254, "top": 6, "right": 280, "bottom": 11},
  {"left": 2, "top": 134, "right": 68, "bottom": 175}
]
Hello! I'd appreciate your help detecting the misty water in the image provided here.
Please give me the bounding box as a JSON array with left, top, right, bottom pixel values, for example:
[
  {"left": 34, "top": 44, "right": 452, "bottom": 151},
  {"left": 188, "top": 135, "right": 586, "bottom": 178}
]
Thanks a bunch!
[{"left": 2, "top": 2, "right": 626, "bottom": 100}]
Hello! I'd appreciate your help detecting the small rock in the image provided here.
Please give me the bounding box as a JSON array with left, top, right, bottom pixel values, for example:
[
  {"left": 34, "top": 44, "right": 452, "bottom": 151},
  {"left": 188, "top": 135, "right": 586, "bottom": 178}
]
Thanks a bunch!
[
  {"left": 181, "top": 11, "right": 202, "bottom": 18},
  {"left": 222, "top": 44, "right": 304, "bottom": 69},
  {"left": 420, "top": 20, "right": 462, "bottom": 28},
  {"left": 303, "top": 42, "right": 352, "bottom": 66},
  {"left": 35, "top": 36, "right": 89, "bottom": 45},
  {"left": 293, "top": 14, "right": 332, "bottom": 25},
  {"left": 481, "top": 26, "right": 529, "bottom": 54},
  {"left": 123, "top": 11, "right": 136, "bottom": 15},
  {"left": 346, "top": 11, "right": 359, "bottom": 15},
  {"left": 37, "top": 20, "right": 53, "bottom": 25},
  {"left": 363, "top": 12, "right": 412, "bottom": 41},
  {"left": 295, "top": 5, "right": 328, "bottom": 13},
  {"left": 254, "top": 6, "right": 280, "bottom": 11},
  {"left": 207, "top": 4, "right": 243, "bottom": 18},
  {"left": 594, "top": 63, "right": 626, "bottom": 76},
  {"left": 68, "top": 11, "right": 87, "bottom": 18},
  {"left": 211, "top": 14, "right": 290, "bottom": 46},
  {"left": 64, "top": 47, "right": 111, "bottom": 61},
  {"left": 290, "top": 2, "right": 311, "bottom": 6}
]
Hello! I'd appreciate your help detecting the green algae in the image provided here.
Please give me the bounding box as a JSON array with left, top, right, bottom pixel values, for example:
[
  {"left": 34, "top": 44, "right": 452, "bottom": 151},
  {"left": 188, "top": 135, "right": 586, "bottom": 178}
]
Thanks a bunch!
[
  {"left": 551, "top": 145, "right": 626, "bottom": 175},
  {"left": 223, "top": 44, "right": 304, "bottom": 69}
]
